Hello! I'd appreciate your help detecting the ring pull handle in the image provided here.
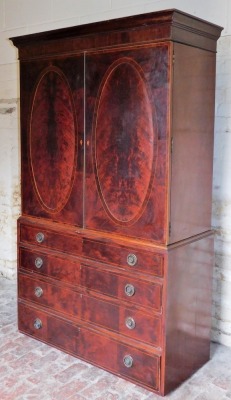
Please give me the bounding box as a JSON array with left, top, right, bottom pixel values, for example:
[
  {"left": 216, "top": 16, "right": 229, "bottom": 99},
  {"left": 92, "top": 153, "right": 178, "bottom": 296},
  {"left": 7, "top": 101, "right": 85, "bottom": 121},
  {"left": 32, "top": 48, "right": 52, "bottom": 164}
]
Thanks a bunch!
[
  {"left": 34, "top": 287, "right": 43, "bottom": 298},
  {"left": 35, "top": 257, "right": 43, "bottom": 269},
  {"left": 127, "top": 254, "right": 137, "bottom": 267},
  {"left": 34, "top": 318, "right": 42, "bottom": 330},
  {"left": 123, "top": 355, "right": 133, "bottom": 368},
  {"left": 125, "top": 317, "right": 136, "bottom": 330},
  {"left": 36, "top": 232, "right": 45, "bottom": 243},
  {"left": 125, "top": 284, "right": 135, "bottom": 297}
]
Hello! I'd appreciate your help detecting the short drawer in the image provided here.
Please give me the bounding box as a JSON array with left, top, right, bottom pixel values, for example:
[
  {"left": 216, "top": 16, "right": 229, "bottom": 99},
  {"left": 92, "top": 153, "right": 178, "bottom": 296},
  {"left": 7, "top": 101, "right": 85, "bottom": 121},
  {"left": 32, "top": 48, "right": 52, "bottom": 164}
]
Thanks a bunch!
[
  {"left": 83, "top": 239, "right": 164, "bottom": 277},
  {"left": 19, "top": 223, "right": 82, "bottom": 256},
  {"left": 82, "top": 296, "right": 161, "bottom": 347},
  {"left": 80, "top": 264, "right": 162, "bottom": 311},
  {"left": 19, "top": 247, "right": 81, "bottom": 285},
  {"left": 18, "top": 303, "right": 160, "bottom": 392},
  {"left": 18, "top": 274, "right": 81, "bottom": 318},
  {"left": 79, "top": 329, "right": 160, "bottom": 391},
  {"left": 18, "top": 302, "right": 80, "bottom": 354}
]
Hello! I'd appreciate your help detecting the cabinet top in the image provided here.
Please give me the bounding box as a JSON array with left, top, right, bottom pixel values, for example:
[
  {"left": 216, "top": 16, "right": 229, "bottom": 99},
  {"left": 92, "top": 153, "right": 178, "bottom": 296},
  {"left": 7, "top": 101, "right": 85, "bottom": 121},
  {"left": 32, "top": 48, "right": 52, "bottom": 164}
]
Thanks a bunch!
[{"left": 10, "top": 9, "right": 223, "bottom": 60}]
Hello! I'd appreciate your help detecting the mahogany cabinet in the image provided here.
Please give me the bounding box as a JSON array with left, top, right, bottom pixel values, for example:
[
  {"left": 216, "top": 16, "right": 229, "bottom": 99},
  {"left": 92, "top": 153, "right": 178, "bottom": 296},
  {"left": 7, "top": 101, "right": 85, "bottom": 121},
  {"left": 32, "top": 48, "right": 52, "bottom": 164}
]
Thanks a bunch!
[{"left": 11, "top": 10, "right": 222, "bottom": 395}]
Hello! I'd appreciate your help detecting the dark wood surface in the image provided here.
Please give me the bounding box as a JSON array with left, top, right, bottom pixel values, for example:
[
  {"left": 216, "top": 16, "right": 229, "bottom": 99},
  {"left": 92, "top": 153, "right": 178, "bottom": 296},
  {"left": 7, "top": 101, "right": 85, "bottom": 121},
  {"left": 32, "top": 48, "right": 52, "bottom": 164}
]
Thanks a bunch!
[
  {"left": 19, "top": 56, "right": 84, "bottom": 226},
  {"left": 169, "top": 43, "right": 216, "bottom": 243},
  {"left": 85, "top": 43, "right": 169, "bottom": 242},
  {"left": 18, "top": 302, "right": 161, "bottom": 391},
  {"left": 163, "top": 234, "right": 214, "bottom": 394},
  {"left": 11, "top": 9, "right": 222, "bottom": 59},
  {"left": 13, "top": 9, "right": 222, "bottom": 396},
  {"left": 29, "top": 67, "right": 77, "bottom": 213}
]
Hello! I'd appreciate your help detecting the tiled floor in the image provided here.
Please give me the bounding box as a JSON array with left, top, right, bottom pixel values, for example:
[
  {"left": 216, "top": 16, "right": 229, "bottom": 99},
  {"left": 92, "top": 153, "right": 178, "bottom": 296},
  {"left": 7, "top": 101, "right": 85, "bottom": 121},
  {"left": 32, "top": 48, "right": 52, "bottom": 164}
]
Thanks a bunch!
[{"left": 1, "top": 277, "right": 231, "bottom": 400}]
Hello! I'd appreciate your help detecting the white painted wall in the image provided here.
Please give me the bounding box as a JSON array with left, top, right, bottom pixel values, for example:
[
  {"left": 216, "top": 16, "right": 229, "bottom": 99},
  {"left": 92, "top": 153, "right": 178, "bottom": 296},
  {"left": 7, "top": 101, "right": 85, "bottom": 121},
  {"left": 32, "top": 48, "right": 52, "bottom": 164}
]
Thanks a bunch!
[{"left": 0, "top": 0, "right": 230, "bottom": 346}]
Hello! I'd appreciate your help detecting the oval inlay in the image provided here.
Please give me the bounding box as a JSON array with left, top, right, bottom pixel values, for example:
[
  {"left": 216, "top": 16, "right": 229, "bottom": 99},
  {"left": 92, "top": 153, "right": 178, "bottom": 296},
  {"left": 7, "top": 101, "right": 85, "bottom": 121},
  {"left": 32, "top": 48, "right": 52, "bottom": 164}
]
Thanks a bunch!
[
  {"left": 30, "top": 68, "right": 76, "bottom": 213},
  {"left": 95, "top": 59, "right": 156, "bottom": 224}
]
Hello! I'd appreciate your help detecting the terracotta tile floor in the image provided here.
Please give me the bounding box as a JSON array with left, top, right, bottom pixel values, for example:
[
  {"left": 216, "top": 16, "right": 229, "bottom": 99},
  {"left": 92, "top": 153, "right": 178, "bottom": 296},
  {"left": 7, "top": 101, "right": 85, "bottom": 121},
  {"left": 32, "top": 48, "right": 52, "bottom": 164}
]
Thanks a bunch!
[{"left": 1, "top": 276, "right": 231, "bottom": 400}]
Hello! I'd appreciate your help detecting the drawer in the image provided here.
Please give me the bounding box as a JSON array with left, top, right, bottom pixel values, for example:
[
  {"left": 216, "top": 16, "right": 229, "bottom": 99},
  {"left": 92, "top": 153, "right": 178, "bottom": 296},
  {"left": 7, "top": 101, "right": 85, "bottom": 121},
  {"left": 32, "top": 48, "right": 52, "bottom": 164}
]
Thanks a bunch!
[
  {"left": 18, "top": 302, "right": 79, "bottom": 354},
  {"left": 18, "top": 274, "right": 81, "bottom": 318},
  {"left": 19, "top": 247, "right": 81, "bottom": 285},
  {"left": 82, "top": 296, "right": 161, "bottom": 347},
  {"left": 19, "top": 223, "right": 82, "bottom": 256},
  {"left": 83, "top": 239, "right": 164, "bottom": 277},
  {"left": 79, "top": 329, "right": 160, "bottom": 391},
  {"left": 80, "top": 264, "right": 162, "bottom": 311},
  {"left": 18, "top": 303, "right": 160, "bottom": 392}
]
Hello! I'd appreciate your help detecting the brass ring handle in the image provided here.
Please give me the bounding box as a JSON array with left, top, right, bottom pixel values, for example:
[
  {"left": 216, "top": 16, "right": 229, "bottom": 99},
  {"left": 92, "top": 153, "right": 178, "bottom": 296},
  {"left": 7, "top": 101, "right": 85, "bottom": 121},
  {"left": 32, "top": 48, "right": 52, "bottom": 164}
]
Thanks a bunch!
[
  {"left": 123, "top": 355, "right": 133, "bottom": 368},
  {"left": 35, "top": 257, "right": 43, "bottom": 269},
  {"left": 125, "top": 316, "right": 136, "bottom": 330},
  {"left": 127, "top": 253, "right": 137, "bottom": 267},
  {"left": 34, "top": 287, "right": 43, "bottom": 298},
  {"left": 34, "top": 318, "right": 42, "bottom": 330},
  {"left": 36, "top": 232, "right": 45, "bottom": 243},
  {"left": 124, "top": 284, "right": 135, "bottom": 297}
]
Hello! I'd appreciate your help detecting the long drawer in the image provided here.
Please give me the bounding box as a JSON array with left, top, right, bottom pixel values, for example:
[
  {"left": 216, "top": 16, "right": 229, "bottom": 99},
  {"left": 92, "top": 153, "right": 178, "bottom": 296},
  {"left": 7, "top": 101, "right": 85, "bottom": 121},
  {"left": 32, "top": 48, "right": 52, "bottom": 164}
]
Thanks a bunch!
[
  {"left": 19, "top": 248, "right": 162, "bottom": 311},
  {"left": 18, "top": 302, "right": 161, "bottom": 392},
  {"left": 18, "top": 273, "right": 162, "bottom": 347}
]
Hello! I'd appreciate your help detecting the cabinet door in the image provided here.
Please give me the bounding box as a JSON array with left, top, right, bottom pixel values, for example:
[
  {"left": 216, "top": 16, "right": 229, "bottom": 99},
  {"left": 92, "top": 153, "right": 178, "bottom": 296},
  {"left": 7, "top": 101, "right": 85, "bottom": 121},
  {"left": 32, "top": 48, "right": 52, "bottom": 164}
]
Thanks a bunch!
[
  {"left": 20, "top": 56, "right": 84, "bottom": 226},
  {"left": 85, "top": 44, "right": 170, "bottom": 242}
]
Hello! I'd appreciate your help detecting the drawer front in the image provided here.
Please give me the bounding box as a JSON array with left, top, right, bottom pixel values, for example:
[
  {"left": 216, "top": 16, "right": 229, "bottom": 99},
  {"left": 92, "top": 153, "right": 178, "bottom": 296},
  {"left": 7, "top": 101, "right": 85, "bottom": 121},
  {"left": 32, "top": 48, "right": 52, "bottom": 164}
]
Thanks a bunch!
[
  {"left": 19, "top": 247, "right": 81, "bottom": 284},
  {"left": 18, "top": 302, "right": 79, "bottom": 354},
  {"left": 82, "top": 296, "right": 161, "bottom": 347},
  {"left": 80, "top": 264, "right": 162, "bottom": 311},
  {"left": 79, "top": 329, "right": 160, "bottom": 391},
  {"left": 18, "top": 274, "right": 81, "bottom": 318},
  {"left": 19, "top": 223, "right": 82, "bottom": 256},
  {"left": 83, "top": 239, "right": 164, "bottom": 277},
  {"left": 18, "top": 303, "right": 160, "bottom": 391}
]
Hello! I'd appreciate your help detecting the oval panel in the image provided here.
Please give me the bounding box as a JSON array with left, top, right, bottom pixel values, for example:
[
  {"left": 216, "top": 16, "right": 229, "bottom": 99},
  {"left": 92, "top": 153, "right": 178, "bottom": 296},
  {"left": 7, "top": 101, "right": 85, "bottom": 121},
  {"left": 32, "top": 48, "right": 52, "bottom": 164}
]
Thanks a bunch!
[
  {"left": 30, "top": 68, "right": 76, "bottom": 213},
  {"left": 95, "top": 59, "right": 156, "bottom": 224}
]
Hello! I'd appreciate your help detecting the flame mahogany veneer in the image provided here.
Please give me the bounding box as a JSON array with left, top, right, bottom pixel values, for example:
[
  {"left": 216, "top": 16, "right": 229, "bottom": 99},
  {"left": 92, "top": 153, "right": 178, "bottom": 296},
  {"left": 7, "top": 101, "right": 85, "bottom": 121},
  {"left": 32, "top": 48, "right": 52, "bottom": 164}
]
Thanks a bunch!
[{"left": 11, "top": 10, "right": 222, "bottom": 395}]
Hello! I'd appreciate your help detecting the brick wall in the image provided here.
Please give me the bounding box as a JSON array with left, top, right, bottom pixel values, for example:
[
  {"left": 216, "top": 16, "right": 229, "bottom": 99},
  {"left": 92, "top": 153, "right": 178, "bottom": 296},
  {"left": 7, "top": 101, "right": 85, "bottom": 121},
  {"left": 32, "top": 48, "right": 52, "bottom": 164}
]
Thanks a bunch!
[{"left": 0, "top": 0, "right": 230, "bottom": 346}]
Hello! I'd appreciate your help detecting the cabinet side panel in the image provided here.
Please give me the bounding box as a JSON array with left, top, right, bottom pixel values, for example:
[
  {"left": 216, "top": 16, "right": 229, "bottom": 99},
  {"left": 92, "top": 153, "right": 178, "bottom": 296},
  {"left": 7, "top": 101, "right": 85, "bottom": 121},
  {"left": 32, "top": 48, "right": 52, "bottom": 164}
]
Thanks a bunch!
[
  {"left": 163, "top": 235, "right": 214, "bottom": 394},
  {"left": 170, "top": 43, "right": 216, "bottom": 242}
]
